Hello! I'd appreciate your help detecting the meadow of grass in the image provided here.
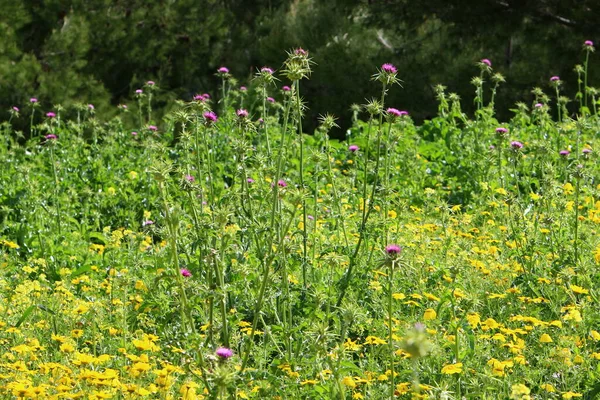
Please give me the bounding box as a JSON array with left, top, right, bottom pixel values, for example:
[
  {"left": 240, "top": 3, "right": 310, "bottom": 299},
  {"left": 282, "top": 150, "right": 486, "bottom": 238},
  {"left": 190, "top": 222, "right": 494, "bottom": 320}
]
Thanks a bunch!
[{"left": 1, "top": 45, "right": 600, "bottom": 399}]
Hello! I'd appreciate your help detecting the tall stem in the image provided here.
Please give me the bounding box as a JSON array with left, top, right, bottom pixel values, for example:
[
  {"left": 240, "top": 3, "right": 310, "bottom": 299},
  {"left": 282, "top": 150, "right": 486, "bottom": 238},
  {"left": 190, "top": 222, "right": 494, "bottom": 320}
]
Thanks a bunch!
[
  {"left": 295, "top": 80, "right": 309, "bottom": 289},
  {"left": 584, "top": 51, "right": 590, "bottom": 109},
  {"left": 262, "top": 87, "right": 272, "bottom": 158},
  {"left": 388, "top": 260, "right": 395, "bottom": 400},
  {"left": 49, "top": 145, "right": 61, "bottom": 236}
]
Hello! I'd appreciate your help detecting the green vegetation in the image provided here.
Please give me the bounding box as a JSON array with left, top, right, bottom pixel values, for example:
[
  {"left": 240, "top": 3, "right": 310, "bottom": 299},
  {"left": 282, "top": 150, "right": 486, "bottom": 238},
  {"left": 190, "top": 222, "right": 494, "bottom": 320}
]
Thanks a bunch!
[{"left": 2, "top": 45, "right": 600, "bottom": 399}]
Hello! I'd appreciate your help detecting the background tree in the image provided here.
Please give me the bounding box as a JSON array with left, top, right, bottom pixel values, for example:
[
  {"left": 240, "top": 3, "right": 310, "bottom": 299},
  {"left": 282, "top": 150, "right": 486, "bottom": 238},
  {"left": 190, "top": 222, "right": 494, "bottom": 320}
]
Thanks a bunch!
[{"left": 1, "top": 0, "right": 599, "bottom": 137}]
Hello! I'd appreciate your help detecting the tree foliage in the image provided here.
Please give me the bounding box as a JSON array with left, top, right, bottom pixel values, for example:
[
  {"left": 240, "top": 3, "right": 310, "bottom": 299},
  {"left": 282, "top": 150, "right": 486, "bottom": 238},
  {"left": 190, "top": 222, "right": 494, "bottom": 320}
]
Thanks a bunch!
[{"left": 1, "top": 0, "right": 599, "bottom": 136}]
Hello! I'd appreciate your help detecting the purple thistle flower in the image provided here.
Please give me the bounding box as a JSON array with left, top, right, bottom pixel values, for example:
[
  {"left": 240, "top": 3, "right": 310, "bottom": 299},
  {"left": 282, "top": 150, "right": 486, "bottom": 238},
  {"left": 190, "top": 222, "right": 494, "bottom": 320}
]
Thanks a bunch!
[
  {"left": 585, "top": 40, "right": 594, "bottom": 47},
  {"left": 398, "top": 110, "right": 409, "bottom": 116},
  {"left": 295, "top": 48, "right": 308, "bottom": 56},
  {"left": 386, "top": 107, "right": 403, "bottom": 118},
  {"left": 261, "top": 67, "right": 274, "bottom": 74},
  {"left": 277, "top": 179, "right": 287, "bottom": 187},
  {"left": 247, "top": 178, "right": 255, "bottom": 184},
  {"left": 534, "top": 103, "right": 543, "bottom": 108},
  {"left": 203, "top": 111, "right": 218, "bottom": 123},
  {"left": 282, "top": 85, "right": 291, "bottom": 92},
  {"left": 217, "top": 67, "right": 229, "bottom": 74},
  {"left": 480, "top": 58, "right": 492, "bottom": 67},
  {"left": 12, "top": 106, "right": 19, "bottom": 112},
  {"left": 550, "top": 76, "right": 560, "bottom": 82},
  {"left": 148, "top": 125, "right": 158, "bottom": 131},
  {"left": 348, "top": 145, "right": 359, "bottom": 152},
  {"left": 385, "top": 244, "right": 402, "bottom": 255},
  {"left": 30, "top": 97, "right": 38, "bottom": 103},
  {"left": 559, "top": 150, "right": 570, "bottom": 156},
  {"left": 489, "top": 145, "right": 496, "bottom": 150},
  {"left": 511, "top": 141, "right": 523, "bottom": 149},
  {"left": 216, "top": 347, "right": 233, "bottom": 359},
  {"left": 307, "top": 215, "right": 314, "bottom": 220},
  {"left": 495, "top": 127, "right": 508, "bottom": 134},
  {"left": 381, "top": 63, "right": 397, "bottom": 74},
  {"left": 131, "top": 131, "right": 138, "bottom": 136},
  {"left": 267, "top": 97, "right": 275, "bottom": 103},
  {"left": 88, "top": 104, "right": 95, "bottom": 110},
  {"left": 236, "top": 109, "right": 249, "bottom": 118},
  {"left": 583, "top": 148, "right": 592, "bottom": 154},
  {"left": 185, "top": 175, "right": 195, "bottom": 182},
  {"left": 240, "top": 86, "right": 247, "bottom": 91},
  {"left": 142, "top": 220, "right": 154, "bottom": 226},
  {"left": 146, "top": 80, "right": 155, "bottom": 86},
  {"left": 135, "top": 89, "right": 143, "bottom": 94},
  {"left": 45, "top": 134, "right": 57, "bottom": 140},
  {"left": 46, "top": 112, "right": 56, "bottom": 118},
  {"left": 180, "top": 268, "right": 192, "bottom": 277}
]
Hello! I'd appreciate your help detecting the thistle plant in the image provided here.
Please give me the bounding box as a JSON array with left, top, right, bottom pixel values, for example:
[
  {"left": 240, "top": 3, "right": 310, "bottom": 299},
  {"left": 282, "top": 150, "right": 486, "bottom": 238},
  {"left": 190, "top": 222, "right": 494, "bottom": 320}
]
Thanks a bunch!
[
  {"left": 217, "top": 67, "right": 231, "bottom": 116},
  {"left": 583, "top": 40, "right": 595, "bottom": 110},
  {"left": 253, "top": 66, "right": 277, "bottom": 159},
  {"left": 144, "top": 80, "right": 157, "bottom": 123},
  {"left": 550, "top": 76, "right": 563, "bottom": 122},
  {"left": 29, "top": 97, "right": 39, "bottom": 137},
  {"left": 282, "top": 47, "right": 312, "bottom": 289}
]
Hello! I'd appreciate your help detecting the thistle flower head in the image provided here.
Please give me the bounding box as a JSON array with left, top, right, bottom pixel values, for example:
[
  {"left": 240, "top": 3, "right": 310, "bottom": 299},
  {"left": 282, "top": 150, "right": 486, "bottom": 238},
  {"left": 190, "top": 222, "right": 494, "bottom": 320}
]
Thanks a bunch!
[
  {"left": 282, "top": 48, "right": 313, "bottom": 81},
  {"left": 45, "top": 134, "right": 57, "bottom": 140},
  {"left": 30, "top": 97, "right": 38, "bottom": 103},
  {"left": 216, "top": 347, "right": 233, "bottom": 359},
  {"left": 381, "top": 63, "right": 397, "bottom": 74},
  {"left": 46, "top": 112, "right": 56, "bottom": 118},
  {"left": 373, "top": 63, "right": 401, "bottom": 86},
  {"left": 511, "top": 141, "right": 523, "bottom": 150},
  {"left": 584, "top": 40, "right": 595, "bottom": 51},
  {"left": 559, "top": 150, "right": 570, "bottom": 156},
  {"left": 236, "top": 109, "right": 249, "bottom": 118},
  {"left": 386, "top": 107, "right": 403, "bottom": 119},
  {"left": 364, "top": 99, "right": 383, "bottom": 116},
  {"left": 203, "top": 111, "right": 218, "bottom": 124},
  {"left": 385, "top": 244, "right": 402, "bottom": 256},
  {"left": 550, "top": 76, "right": 560, "bottom": 82},
  {"left": 318, "top": 113, "right": 339, "bottom": 131},
  {"left": 180, "top": 268, "right": 192, "bottom": 277},
  {"left": 217, "top": 66, "right": 230, "bottom": 74},
  {"left": 480, "top": 58, "right": 492, "bottom": 67},
  {"left": 348, "top": 145, "right": 359, "bottom": 153}
]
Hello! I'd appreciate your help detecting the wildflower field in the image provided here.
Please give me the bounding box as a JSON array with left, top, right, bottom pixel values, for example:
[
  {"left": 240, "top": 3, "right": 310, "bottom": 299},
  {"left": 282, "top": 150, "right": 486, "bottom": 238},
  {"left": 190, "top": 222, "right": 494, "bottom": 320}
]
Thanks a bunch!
[{"left": 3, "top": 45, "right": 600, "bottom": 399}]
